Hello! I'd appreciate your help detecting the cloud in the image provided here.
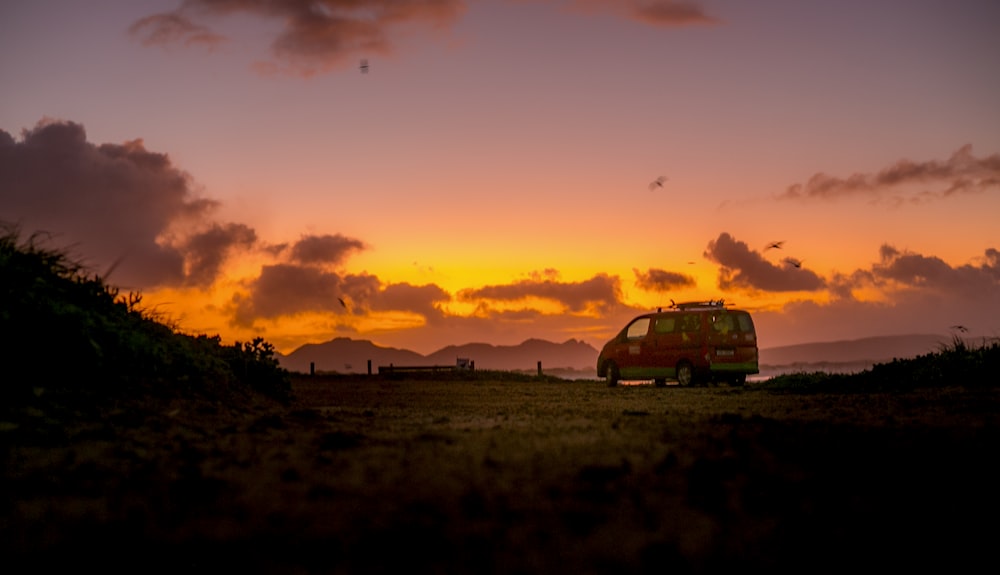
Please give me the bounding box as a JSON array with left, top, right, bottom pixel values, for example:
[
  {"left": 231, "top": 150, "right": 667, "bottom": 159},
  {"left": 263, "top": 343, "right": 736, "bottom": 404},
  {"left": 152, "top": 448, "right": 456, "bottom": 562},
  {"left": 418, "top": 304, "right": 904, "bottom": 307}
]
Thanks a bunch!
[
  {"left": 703, "top": 233, "right": 826, "bottom": 292},
  {"left": 535, "top": 0, "right": 717, "bottom": 25},
  {"left": 229, "top": 264, "right": 381, "bottom": 326},
  {"left": 128, "top": 12, "right": 225, "bottom": 49},
  {"left": 131, "top": 1, "right": 716, "bottom": 76},
  {"left": 458, "top": 271, "right": 623, "bottom": 314},
  {"left": 130, "top": 0, "right": 466, "bottom": 77},
  {"left": 779, "top": 145, "right": 1000, "bottom": 203},
  {"left": 629, "top": 1, "right": 719, "bottom": 26},
  {"left": 755, "top": 244, "right": 1000, "bottom": 346},
  {"left": 289, "top": 233, "right": 366, "bottom": 266},
  {"left": 183, "top": 223, "right": 257, "bottom": 286},
  {"left": 0, "top": 118, "right": 245, "bottom": 288},
  {"left": 633, "top": 267, "right": 696, "bottom": 291},
  {"left": 372, "top": 282, "right": 451, "bottom": 319},
  {"left": 867, "top": 244, "right": 999, "bottom": 297}
]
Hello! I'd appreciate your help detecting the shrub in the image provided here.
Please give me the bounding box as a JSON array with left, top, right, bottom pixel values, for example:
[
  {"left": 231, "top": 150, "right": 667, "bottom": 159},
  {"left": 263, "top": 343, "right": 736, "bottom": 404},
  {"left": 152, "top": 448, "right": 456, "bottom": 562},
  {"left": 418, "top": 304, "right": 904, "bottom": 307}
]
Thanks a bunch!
[
  {"left": 0, "top": 224, "right": 290, "bottom": 402},
  {"left": 761, "top": 336, "right": 999, "bottom": 392}
]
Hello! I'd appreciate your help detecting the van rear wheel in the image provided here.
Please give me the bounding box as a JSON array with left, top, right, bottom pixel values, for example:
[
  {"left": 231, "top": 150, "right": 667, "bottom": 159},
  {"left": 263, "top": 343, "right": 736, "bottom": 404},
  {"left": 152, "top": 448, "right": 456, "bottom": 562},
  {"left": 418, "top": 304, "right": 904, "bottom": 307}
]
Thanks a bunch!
[
  {"left": 605, "top": 362, "right": 619, "bottom": 387},
  {"left": 677, "top": 362, "right": 694, "bottom": 387}
]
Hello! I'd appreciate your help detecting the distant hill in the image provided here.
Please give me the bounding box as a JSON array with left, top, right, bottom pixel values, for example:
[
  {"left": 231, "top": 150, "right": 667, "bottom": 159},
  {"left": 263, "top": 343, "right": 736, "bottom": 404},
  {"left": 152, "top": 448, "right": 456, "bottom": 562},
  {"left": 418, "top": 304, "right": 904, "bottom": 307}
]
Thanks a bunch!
[
  {"left": 277, "top": 337, "right": 600, "bottom": 374},
  {"left": 278, "top": 333, "right": 958, "bottom": 377},
  {"left": 756, "top": 333, "right": 952, "bottom": 377},
  {"left": 758, "top": 334, "right": 948, "bottom": 366}
]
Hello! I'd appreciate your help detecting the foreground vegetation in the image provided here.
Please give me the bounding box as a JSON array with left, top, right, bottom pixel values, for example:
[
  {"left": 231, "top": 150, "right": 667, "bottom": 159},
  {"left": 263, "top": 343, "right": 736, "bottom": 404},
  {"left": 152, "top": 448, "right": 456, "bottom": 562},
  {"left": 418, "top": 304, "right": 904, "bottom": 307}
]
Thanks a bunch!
[
  {"left": 3, "top": 223, "right": 998, "bottom": 573},
  {"left": 0, "top": 224, "right": 291, "bottom": 403},
  {"left": 761, "top": 335, "right": 999, "bottom": 392}
]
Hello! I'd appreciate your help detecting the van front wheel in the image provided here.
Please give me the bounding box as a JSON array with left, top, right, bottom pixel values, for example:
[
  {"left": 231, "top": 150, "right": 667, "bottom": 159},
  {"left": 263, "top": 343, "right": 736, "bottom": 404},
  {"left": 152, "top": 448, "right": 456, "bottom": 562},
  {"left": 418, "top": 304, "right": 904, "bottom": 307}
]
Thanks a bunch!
[
  {"left": 605, "top": 362, "right": 620, "bottom": 387},
  {"left": 677, "top": 362, "right": 694, "bottom": 387}
]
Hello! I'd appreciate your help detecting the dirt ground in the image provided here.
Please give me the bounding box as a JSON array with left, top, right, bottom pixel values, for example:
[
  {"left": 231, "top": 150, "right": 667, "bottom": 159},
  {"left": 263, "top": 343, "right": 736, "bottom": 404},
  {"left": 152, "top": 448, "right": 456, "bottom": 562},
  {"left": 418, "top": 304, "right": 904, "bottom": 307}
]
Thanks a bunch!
[{"left": 4, "top": 375, "right": 999, "bottom": 574}]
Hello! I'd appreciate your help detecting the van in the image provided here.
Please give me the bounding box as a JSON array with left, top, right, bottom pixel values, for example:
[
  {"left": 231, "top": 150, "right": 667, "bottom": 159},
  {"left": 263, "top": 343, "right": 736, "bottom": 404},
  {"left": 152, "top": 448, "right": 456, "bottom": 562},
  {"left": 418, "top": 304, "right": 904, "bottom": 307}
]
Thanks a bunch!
[{"left": 597, "top": 300, "right": 759, "bottom": 387}]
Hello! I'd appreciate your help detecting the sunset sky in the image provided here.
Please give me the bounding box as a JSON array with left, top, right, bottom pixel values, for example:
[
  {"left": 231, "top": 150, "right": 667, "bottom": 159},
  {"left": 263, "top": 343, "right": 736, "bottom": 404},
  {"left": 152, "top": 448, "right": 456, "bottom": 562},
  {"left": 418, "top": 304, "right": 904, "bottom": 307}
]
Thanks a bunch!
[{"left": 2, "top": 0, "right": 999, "bottom": 356}]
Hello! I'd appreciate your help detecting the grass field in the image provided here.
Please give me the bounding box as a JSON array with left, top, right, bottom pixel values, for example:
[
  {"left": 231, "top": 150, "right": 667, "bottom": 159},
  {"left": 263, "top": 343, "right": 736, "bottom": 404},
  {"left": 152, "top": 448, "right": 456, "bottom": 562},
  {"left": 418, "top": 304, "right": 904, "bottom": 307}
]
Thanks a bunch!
[{"left": 5, "top": 374, "right": 999, "bottom": 574}]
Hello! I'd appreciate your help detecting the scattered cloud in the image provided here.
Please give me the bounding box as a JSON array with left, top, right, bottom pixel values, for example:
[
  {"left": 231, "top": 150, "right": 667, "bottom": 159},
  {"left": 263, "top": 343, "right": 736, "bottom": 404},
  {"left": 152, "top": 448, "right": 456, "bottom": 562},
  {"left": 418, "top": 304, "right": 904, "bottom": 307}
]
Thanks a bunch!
[
  {"left": 458, "top": 271, "right": 623, "bottom": 315},
  {"left": 288, "top": 233, "right": 366, "bottom": 266},
  {"left": 130, "top": 1, "right": 716, "bottom": 76},
  {"left": 779, "top": 145, "right": 1000, "bottom": 204},
  {"left": 534, "top": 0, "right": 718, "bottom": 26},
  {"left": 229, "top": 264, "right": 381, "bottom": 326},
  {"left": 0, "top": 118, "right": 240, "bottom": 288},
  {"left": 633, "top": 267, "right": 696, "bottom": 291},
  {"left": 862, "top": 244, "right": 999, "bottom": 298},
  {"left": 372, "top": 282, "right": 452, "bottom": 319},
  {"left": 183, "top": 223, "right": 257, "bottom": 287},
  {"left": 629, "top": 1, "right": 719, "bottom": 26},
  {"left": 755, "top": 244, "right": 1000, "bottom": 346},
  {"left": 130, "top": 0, "right": 467, "bottom": 77},
  {"left": 128, "top": 12, "right": 225, "bottom": 49},
  {"left": 703, "top": 233, "right": 826, "bottom": 292}
]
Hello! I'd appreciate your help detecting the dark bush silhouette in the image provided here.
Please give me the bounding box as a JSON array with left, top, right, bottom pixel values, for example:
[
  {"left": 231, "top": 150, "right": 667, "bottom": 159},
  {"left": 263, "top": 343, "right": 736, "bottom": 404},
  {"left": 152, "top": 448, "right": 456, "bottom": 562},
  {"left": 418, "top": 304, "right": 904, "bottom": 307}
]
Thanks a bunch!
[
  {"left": 0, "top": 223, "right": 290, "bottom": 402},
  {"left": 762, "top": 334, "right": 999, "bottom": 392}
]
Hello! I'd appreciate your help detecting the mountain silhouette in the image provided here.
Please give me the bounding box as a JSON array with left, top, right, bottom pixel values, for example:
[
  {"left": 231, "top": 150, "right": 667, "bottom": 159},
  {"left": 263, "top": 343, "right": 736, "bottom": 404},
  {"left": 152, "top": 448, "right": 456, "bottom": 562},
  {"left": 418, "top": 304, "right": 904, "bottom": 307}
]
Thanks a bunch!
[
  {"left": 278, "top": 333, "right": 961, "bottom": 377},
  {"left": 277, "top": 337, "right": 600, "bottom": 374}
]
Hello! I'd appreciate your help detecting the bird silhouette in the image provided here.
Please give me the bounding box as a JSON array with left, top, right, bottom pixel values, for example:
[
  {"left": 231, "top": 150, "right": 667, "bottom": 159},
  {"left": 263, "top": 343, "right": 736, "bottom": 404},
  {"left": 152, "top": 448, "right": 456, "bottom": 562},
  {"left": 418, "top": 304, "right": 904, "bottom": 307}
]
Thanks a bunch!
[
  {"left": 360, "top": 59, "right": 369, "bottom": 73},
  {"left": 782, "top": 257, "right": 803, "bottom": 268},
  {"left": 648, "top": 176, "right": 668, "bottom": 191},
  {"left": 765, "top": 241, "right": 785, "bottom": 251},
  {"left": 337, "top": 297, "right": 348, "bottom": 309},
  {"left": 950, "top": 324, "right": 969, "bottom": 333}
]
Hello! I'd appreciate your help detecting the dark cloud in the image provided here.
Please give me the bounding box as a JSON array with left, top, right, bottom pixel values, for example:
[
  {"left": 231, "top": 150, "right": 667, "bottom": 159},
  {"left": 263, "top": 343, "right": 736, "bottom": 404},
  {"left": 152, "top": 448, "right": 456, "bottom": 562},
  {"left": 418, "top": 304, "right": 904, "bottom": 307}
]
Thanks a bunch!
[
  {"left": 755, "top": 244, "right": 1000, "bottom": 346},
  {"left": 372, "top": 282, "right": 451, "bottom": 320},
  {"left": 183, "top": 223, "right": 257, "bottom": 286},
  {"left": 703, "top": 233, "right": 826, "bottom": 292},
  {"left": 229, "top": 262, "right": 452, "bottom": 328},
  {"left": 0, "top": 119, "right": 241, "bottom": 288},
  {"left": 631, "top": 1, "right": 719, "bottom": 26},
  {"left": 870, "top": 244, "right": 999, "bottom": 296},
  {"left": 779, "top": 145, "right": 1000, "bottom": 203},
  {"left": 130, "top": 0, "right": 466, "bottom": 77},
  {"left": 458, "top": 272, "right": 622, "bottom": 315},
  {"left": 229, "top": 264, "right": 380, "bottom": 326},
  {"left": 633, "top": 267, "right": 696, "bottom": 291},
  {"left": 289, "top": 233, "right": 366, "bottom": 266}
]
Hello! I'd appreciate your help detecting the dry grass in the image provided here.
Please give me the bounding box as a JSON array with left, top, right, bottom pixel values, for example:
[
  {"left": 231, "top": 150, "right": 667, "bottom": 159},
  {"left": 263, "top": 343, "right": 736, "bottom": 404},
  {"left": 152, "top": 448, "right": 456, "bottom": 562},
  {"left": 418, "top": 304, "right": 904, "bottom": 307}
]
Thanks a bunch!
[{"left": 4, "top": 375, "right": 999, "bottom": 574}]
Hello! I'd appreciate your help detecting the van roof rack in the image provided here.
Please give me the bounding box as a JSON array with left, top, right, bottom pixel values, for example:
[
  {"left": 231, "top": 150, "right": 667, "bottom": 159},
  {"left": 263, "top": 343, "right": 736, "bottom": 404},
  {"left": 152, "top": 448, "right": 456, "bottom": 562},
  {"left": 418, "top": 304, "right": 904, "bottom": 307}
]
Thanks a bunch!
[{"left": 667, "top": 299, "right": 727, "bottom": 310}]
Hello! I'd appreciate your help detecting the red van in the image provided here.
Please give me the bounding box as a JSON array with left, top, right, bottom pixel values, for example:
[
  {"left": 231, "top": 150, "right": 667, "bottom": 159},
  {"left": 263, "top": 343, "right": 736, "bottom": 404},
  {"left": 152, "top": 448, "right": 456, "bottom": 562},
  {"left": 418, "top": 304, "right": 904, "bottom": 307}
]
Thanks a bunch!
[{"left": 597, "top": 300, "right": 759, "bottom": 387}]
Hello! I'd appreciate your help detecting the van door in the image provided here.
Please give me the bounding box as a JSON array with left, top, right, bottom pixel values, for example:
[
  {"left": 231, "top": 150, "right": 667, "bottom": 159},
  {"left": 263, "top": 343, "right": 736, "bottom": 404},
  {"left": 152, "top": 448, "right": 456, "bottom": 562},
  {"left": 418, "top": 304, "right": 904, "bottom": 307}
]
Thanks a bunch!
[
  {"left": 651, "top": 312, "right": 704, "bottom": 371},
  {"left": 615, "top": 316, "right": 652, "bottom": 374}
]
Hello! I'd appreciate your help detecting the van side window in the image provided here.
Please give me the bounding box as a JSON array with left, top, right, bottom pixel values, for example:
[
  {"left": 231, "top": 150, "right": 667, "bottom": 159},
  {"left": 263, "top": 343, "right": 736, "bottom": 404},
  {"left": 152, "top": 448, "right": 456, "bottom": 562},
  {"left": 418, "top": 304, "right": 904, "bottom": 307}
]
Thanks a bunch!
[
  {"left": 653, "top": 317, "right": 676, "bottom": 334},
  {"left": 680, "top": 314, "right": 700, "bottom": 332},
  {"left": 626, "top": 318, "right": 651, "bottom": 339},
  {"left": 712, "top": 314, "right": 735, "bottom": 333}
]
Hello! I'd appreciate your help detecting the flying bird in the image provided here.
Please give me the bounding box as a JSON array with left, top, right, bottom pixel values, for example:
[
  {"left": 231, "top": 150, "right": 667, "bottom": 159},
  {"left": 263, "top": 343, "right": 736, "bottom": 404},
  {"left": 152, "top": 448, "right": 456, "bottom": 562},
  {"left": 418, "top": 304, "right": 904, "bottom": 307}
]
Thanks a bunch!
[
  {"left": 950, "top": 324, "right": 969, "bottom": 333},
  {"left": 765, "top": 241, "right": 785, "bottom": 251},
  {"left": 360, "top": 59, "right": 369, "bottom": 74},
  {"left": 648, "top": 176, "right": 668, "bottom": 191},
  {"left": 337, "top": 297, "right": 348, "bottom": 309},
  {"left": 782, "top": 257, "right": 803, "bottom": 268}
]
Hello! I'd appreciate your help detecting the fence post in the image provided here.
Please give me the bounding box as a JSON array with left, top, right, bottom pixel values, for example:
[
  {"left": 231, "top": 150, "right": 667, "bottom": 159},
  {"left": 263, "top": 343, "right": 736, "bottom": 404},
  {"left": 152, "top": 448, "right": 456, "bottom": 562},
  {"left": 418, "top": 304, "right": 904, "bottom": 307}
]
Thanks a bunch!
[
  {"left": 310, "top": 362, "right": 315, "bottom": 376},
  {"left": 367, "top": 359, "right": 372, "bottom": 375},
  {"left": 537, "top": 361, "right": 542, "bottom": 376}
]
